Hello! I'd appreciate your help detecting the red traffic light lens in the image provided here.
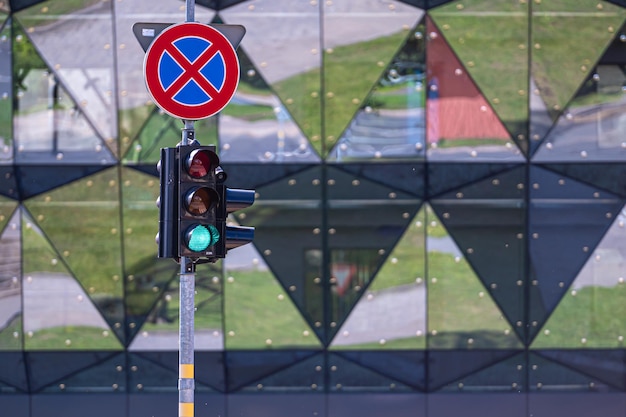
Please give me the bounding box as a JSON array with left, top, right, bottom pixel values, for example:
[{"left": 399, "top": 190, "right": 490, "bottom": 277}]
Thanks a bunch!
[
  {"left": 185, "top": 187, "right": 218, "bottom": 215},
  {"left": 185, "top": 149, "right": 218, "bottom": 178}
]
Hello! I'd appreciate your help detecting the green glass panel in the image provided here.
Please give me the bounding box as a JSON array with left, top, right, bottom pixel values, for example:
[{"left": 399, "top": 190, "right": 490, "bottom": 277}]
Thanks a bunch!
[
  {"left": 24, "top": 168, "right": 125, "bottom": 343},
  {"left": 426, "top": 204, "right": 521, "bottom": 349},
  {"left": 531, "top": 0, "right": 626, "bottom": 127},
  {"left": 0, "top": 19, "right": 11, "bottom": 164},
  {"left": 332, "top": 207, "right": 426, "bottom": 350},
  {"left": 532, "top": 207, "right": 626, "bottom": 349},
  {"left": 430, "top": 0, "right": 529, "bottom": 145},
  {"left": 0, "top": 208, "right": 21, "bottom": 350},
  {"left": 224, "top": 239, "right": 320, "bottom": 349},
  {"left": 21, "top": 210, "right": 122, "bottom": 350},
  {"left": 130, "top": 262, "right": 223, "bottom": 352},
  {"left": 15, "top": 1, "right": 117, "bottom": 156},
  {"left": 322, "top": 3, "right": 423, "bottom": 156}
]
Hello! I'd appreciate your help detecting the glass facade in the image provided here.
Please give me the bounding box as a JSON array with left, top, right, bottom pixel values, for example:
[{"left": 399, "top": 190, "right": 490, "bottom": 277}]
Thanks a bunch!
[{"left": 0, "top": 0, "right": 625, "bottom": 416}]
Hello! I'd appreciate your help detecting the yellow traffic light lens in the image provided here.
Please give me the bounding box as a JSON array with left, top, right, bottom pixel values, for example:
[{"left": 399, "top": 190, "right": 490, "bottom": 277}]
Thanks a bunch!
[
  {"left": 186, "top": 149, "right": 216, "bottom": 178},
  {"left": 186, "top": 224, "right": 220, "bottom": 252}
]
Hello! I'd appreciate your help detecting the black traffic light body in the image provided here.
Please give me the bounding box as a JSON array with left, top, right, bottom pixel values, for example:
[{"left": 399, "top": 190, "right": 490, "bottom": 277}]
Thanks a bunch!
[
  {"left": 178, "top": 145, "right": 221, "bottom": 259},
  {"left": 215, "top": 184, "right": 255, "bottom": 258},
  {"left": 157, "top": 147, "right": 178, "bottom": 258}
]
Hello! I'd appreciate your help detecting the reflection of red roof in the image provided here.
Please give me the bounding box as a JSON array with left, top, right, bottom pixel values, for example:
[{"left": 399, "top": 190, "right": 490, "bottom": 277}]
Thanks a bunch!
[{"left": 426, "top": 17, "right": 510, "bottom": 142}]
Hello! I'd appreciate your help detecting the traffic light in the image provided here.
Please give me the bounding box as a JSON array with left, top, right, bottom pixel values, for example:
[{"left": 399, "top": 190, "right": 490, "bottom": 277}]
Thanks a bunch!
[
  {"left": 156, "top": 147, "right": 178, "bottom": 258},
  {"left": 215, "top": 181, "right": 255, "bottom": 258},
  {"left": 178, "top": 145, "right": 221, "bottom": 260}
]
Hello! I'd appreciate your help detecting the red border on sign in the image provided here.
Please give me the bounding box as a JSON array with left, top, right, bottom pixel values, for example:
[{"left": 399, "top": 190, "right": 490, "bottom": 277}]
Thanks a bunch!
[{"left": 144, "top": 22, "right": 240, "bottom": 120}]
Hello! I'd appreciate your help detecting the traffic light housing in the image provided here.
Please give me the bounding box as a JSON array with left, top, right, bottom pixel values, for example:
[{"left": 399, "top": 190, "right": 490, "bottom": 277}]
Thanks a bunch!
[
  {"left": 178, "top": 145, "right": 221, "bottom": 259},
  {"left": 156, "top": 147, "right": 178, "bottom": 258},
  {"left": 215, "top": 181, "right": 255, "bottom": 258}
]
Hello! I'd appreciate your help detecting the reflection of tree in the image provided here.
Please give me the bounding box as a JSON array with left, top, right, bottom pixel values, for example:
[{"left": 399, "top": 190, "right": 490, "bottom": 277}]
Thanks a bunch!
[{"left": 12, "top": 23, "right": 47, "bottom": 111}]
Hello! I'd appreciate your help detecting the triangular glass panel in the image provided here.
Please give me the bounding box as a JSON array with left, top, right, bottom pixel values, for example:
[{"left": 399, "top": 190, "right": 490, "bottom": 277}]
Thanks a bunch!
[
  {"left": 532, "top": 204, "right": 626, "bottom": 349},
  {"left": 224, "top": 238, "right": 320, "bottom": 349},
  {"left": 425, "top": 17, "right": 523, "bottom": 160},
  {"left": 218, "top": 45, "right": 320, "bottom": 163},
  {"left": 0, "top": 193, "right": 17, "bottom": 234},
  {"left": 322, "top": 3, "right": 424, "bottom": 156},
  {"left": 533, "top": 25, "right": 626, "bottom": 161},
  {"left": 541, "top": 163, "right": 626, "bottom": 198},
  {"left": 429, "top": 166, "right": 528, "bottom": 344},
  {"left": 11, "top": 22, "right": 116, "bottom": 165},
  {"left": 528, "top": 166, "right": 624, "bottom": 341},
  {"left": 327, "top": 352, "right": 416, "bottom": 392},
  {"left": 328, "top": 18, "right": 427, "bottom": 162},
  {"left": 221, "top": 2, "right": 323, "bottom": 149},
  {"left": 0, "top": 166, "right": 18, "bottom": 198},
  {"left": 0, "top": 208, "right": 21, "bottom": 350},
  {"left": 238, "top": 165, "right": 324, "bottom": 340},
  {"left": 326, "top": 166, "right": 420, "bottom": 342},
  {"left": 338, "top": 162, "right": 425, "bottom": 197},
  {"left": 26, "top": 351, "right": 119, "bottom": 392},
  {"left": 528, "top": 351, "right": 618, "bottom": 392},
  {"left": 9, "top": 1, "right": 46, "bottom": 13},
  {"left": 529, "top": 0, "right": 626, "bottom": 150},
  {"left": 427, "top": 162, "right": 523, "bottom": 198},
  {"left": 127, "top": 353, "right": 203, "bottom": 393},
  {"left": 331, "top": 207, "right": 426, "bottom": 350},
  {"left": 534, "top": 350, "right": 626, "bottom": 391},
  {"left": 22, "top": 210, "right": 122, "bottom": 350},
  {"left": 122, "top": 109, "right": 183, "bottom": 164},
  {"left": 428, "top": 349, "right": 521, "bottom": 392},
  {"left": 129, "top": 261, "right": 222, "bottom": 351},
  {"left": 241, "top": 352, "right": 325, "bottom": 392},
  {"left": 334, "top": 351, "right": 427, "bottom": 391},
  {"left": 0, "top": 352, "right": 27, "bottom": 392},
  {"left": 430, "top": 1, "right": 530, "bottom": 150},
  {"left": 0, "top": 18, "right": 12, "bottom": 165},
  {"left": 438, "top": 351, "right": 526, "bottom": 392},
  {"left": 15, "top": 1, "right": 117, "bottom": 153},
  {"left": 225, "top": 350, "right": 317, "bottom": 392},
  {"left": 23, "top": 168, "right": 126, "bottom": 345},
  {"left": 120, "top": 167, "right": 182, "bottom": 345},
  {"left": 16, "top": 165, "right": 110, "bottom": 199},
  {"left": 131, "top": 351, "right": 224, "bottom": 392},
  {"left": 39, "top": 352, "right": 126, "bottom": 393}
]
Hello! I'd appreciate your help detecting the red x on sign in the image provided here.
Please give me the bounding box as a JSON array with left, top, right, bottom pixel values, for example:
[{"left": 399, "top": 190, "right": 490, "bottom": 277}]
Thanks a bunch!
[{"left": 144, "top": 22, "right": 240, "bottom": 120}]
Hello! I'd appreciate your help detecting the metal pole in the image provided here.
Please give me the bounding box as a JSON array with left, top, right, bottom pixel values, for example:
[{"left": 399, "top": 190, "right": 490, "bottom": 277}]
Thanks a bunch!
[{"left": 186, "top": 0, "right": 195, "bottom": 22}]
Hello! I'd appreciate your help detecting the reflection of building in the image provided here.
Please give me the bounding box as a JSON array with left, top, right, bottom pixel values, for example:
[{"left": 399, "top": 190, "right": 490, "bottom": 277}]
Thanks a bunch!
[{"left": 1, "top": 1, "right": 626, "bottom": 416}]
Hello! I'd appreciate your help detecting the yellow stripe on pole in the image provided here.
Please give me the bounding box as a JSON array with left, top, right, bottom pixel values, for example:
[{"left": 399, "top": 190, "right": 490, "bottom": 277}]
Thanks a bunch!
[
  {"left": 180, "top": 364, "right": 194, "bottom": 379},
  {"left": 179, "top": 402, "right": 194, "bottom": 417}
]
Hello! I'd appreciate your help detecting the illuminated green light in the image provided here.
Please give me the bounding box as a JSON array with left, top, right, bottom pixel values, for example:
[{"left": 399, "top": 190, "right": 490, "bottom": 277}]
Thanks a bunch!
[{"left": 186, "top": 225, "right": 220, "bottom": 252}]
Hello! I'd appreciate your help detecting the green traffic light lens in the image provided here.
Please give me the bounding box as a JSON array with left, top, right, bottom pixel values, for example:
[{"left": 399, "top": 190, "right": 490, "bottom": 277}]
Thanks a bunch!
[{"left": 186, "top": 224, "right": 220, "bottom": 252}]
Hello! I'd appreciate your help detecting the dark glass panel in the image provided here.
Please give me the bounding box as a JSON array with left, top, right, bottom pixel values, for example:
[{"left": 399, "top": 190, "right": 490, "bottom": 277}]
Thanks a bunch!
[
  {"left": 328, "top": 352, "right": 414, "bottom": 392},
  {"left": 543, "top": 163, "right": 626, "bottom": 198},
  {"left": 0, "top": 352, "right": 28, "bottom": 391},
  {"left": 12, "top": 22, "right": 115, "bottom": 164},
  {"left": 23, "top": 169, "right": 125, "bottom": 345},
  {"left": 528, "top": 166, "right": 624, "bottom": 341},
  {"left": 529, "top": 0, "right": 626, "bottom": 150},
  {"left": 331, "top": 208, "right": 425, "bottom": 350},
  {"left": 218, "top": 45, "right": 319, "bottom": 163},
  {"left": 334, "top": 351, "right": 427, "bottom": 390},
  {"left": 26, "top": 351, "right": 118, "bottom": 392},
  {"left": 0, "top": 166, "right": 18, "bottom": 198},
  {"left": 39, "top": 352, "right": 126, "bottom": 393},
  {"left": 329, "top": 19, "right": 426, "bottom": 162},
  {"left": 221, "top": 1, "right": 323, "bottom": 152},
  {"left": 430, "top": 1, "right": 529, "bottom": 149},
  {"left": 16, "top": 165, "right": 110, "bottom": 199},
  {"left": 322, "top": 2, "right": 423, "bottom": 156},
  {"left": 425, "top": 17, "right": 523, "bottom": 160},
  {"left": 127, "top": 353, "right": 179, "bottom": 392},
  {"left": 240, "top": 353, "right": 324, "bottom": 392},
  {"left": 439, "top": 352, "right": 526, "bottom": 393},
  {"left": 225, "top": 350, "right": 317, "bottom": 392},
  {"left": 0, "top": 208, "right": 21, "bottom": 350},
  {"left": 428, "top": 349, "right": 521, "bottom": 392}
]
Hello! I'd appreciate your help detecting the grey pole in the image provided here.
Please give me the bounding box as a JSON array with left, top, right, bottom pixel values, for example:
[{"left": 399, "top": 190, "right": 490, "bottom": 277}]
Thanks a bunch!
[{"left": 179, "top": 3, "right": 196, "bottom": 417}]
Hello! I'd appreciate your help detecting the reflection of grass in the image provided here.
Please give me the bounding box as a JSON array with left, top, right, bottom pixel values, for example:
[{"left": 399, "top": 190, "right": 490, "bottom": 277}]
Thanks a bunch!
[
  {"left": 24, "top": 326, "right": 122, "bottom": 350},
  {"left": 436, "top": 138, "right": 510, "bottom": 148},
  {"left": 532, "top": 284, "right": 626, "bottom": 348},
  {"left": 0, "top": 319, "right": 22, "bottom": 350},
  {"left": 224, "top": 268, "right": 320, "bottom": 349}
]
